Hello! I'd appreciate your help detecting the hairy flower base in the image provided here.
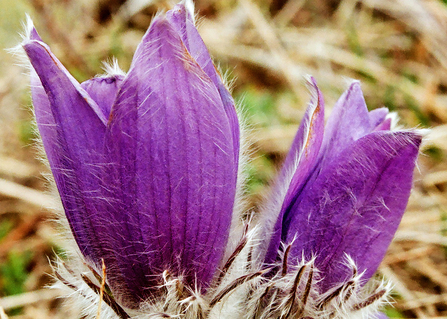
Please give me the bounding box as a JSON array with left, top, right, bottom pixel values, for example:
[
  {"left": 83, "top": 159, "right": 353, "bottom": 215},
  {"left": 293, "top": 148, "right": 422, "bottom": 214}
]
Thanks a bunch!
[
  {"left": 247, "top": 260, "right": 390, "bottom": 319},
  {"left": 53, "top": 237, "right": 390, "bottom": 319}
]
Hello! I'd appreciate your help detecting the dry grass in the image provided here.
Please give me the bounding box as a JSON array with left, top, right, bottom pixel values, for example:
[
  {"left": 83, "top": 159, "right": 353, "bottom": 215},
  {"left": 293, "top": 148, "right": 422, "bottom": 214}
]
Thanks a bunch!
[{"left": 0, "top": 0, "right": 446, "bottom": 318}]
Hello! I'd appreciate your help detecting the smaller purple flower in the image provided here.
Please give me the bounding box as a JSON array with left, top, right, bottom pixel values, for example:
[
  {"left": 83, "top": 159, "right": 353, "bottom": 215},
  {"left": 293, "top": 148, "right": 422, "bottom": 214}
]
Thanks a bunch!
[{"left": 256, "top": 78, "right": 421, "bottom": 318}]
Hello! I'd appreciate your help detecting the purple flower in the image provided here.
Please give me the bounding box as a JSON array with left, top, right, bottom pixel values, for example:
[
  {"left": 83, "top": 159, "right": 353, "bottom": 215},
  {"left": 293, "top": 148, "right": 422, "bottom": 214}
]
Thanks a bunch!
[
  {"left": 263, "top": 79, "right": 421, "bottom": 281},
  {"left": 20, "top": 1, "right": 420, "bottom": 318},
  {"left": 23, "top": 2, "right": 238, "bottom": 308},
  {"left": 254, "top": 79, "right": 421, "bottom": 318}
]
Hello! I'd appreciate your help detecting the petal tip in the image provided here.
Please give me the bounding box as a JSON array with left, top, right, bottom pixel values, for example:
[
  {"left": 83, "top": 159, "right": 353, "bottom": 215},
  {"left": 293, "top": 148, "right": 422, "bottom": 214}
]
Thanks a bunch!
[
  {"left": 385, "top": 111, "right": 400, "bottom": 130},
  {"left": 413, "top": 128, "right": 430, "bottom": 139},
  {"left": 347, "top": 79, "right": 362, "bottom": 93},
  {"left": 142, "top": 15, "right": 179, "bottom": 44},
  {"left": 9, "top": 15, "right": 42, "bottom": 60},
  {"left": 171, "top": 0, "right": 195, "bottom": 23},
  {"left": 21, "top": 15, "right": 42, "bottom": 43},
  {"left": 394, "top": 130, "right": 424, "bottom": 148},
  {"left": 304, "top": 76, "right": 324, "bottom": 113},
  {"left": 304, "top": 74, "right": 318, "bottom": 88},
  {"left": 182, "top": 0, "right": 195, "bottom": 21}
]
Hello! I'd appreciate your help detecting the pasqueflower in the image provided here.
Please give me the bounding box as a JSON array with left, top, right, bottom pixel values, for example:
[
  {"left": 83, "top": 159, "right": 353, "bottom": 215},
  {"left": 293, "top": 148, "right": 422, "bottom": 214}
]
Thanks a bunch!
[{"left": 20, "top": 1, "right": 421, "bottom": 318}]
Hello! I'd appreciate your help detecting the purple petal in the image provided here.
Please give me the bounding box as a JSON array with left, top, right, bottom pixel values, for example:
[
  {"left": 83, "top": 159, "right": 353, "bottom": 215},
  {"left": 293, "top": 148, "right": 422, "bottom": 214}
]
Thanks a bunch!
[
  {"left": 285, "top": 131, "right": 421, "bottom": 291},
  {"left": 370, "top": 107, "right": 392, "bottom": 131},
  {"left": 29, "top": 25, "right": 42, "bottom": 42},
  {"left": 264, "top": 78, "right": 325, "bottom": 263},
  {"left": 166, "top": 3, "right": 240, "bottom": 165},
  {"left": 23, "top": 34, "right": 107, "bottom": 262},
  {"left": 103, "top": 17, "right": 237, "bottom": 302},
  {"left": 320, "top": 82, "right": 373, "bottom": 162},
  {"left": 369, "top": 107, "right": 389, "bottom": 128},
  {"left": 81, "top": 75, "right": 124, "bottom": 120},
  {"left": 373, "top": 118, "right": 392, "bottom": 131}
]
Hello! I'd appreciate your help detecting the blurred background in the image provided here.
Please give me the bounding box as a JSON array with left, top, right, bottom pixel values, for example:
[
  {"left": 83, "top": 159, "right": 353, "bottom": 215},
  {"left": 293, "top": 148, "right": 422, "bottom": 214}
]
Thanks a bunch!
[{"left": 0, "top": 0, "right": 446, "bottom": 318}]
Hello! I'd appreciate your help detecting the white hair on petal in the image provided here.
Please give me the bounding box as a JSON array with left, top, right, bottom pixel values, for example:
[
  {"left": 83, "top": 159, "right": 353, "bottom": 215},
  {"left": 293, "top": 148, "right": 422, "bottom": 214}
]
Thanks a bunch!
[
  {"left": 23, "top": 14, "right": 35, "bottom": 40},
  {"left": 413, "top": 128, "right": 430, "bottom": 138},
  {"left": 182, "top": 0, "right": 196, "bottom": 23},
  {"left": 201, "top": 60, "right": 253, "bottom": 265},
  {"left": 11, "top": 13, "right": 36, "bottom": 47},
  {"left": 7, "top": 14, "right": 36, "bottom": 71},
  {"left": 101, "top": 58, "right": 126, "bottom": 77},
  {"left": 386, "top": 112, "right": 400, "bottom": 131},
  {"left": 223, "top": 98, "right": 253, "bottom": 264},
  {"left": 341, "top": 76, "right": 360, "bottom": 88}
]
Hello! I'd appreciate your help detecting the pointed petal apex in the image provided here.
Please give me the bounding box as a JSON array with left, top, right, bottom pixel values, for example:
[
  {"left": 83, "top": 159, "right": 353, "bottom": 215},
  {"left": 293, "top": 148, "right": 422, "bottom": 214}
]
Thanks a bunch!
[
  {"left": 22, "top": 15, "right": 42, "bottom": 42},
  {"left": 182, "top": 0, "right": 195, "bottom": 22},
  {"left": 322, "top": 82, "right": 372, "bottom": 155},
  {"left": 369, "top": 107, "right": 389, "bottom": 128},
  {"left": 23, "top": 40, "right": 108, "bottom": 125}
]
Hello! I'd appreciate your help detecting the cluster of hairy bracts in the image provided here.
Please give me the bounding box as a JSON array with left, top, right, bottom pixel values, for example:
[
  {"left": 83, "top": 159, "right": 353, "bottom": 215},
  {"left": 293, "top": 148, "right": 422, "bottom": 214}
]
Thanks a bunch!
[
  {"left": 245, "top": 258, "right": 391, "bottom": 319},
  {"left": 51, "top": 226, "right": 391, "bottom": 319}
]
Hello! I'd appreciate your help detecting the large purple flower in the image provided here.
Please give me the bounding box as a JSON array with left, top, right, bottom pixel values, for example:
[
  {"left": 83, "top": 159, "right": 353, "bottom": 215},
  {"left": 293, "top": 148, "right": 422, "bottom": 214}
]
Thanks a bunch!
[
  {"left": 23, "top": 2, "right": 238, "bottom": 308},
  {"left": 21, "top": 1, "right": 420, "bottom": 318}
]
